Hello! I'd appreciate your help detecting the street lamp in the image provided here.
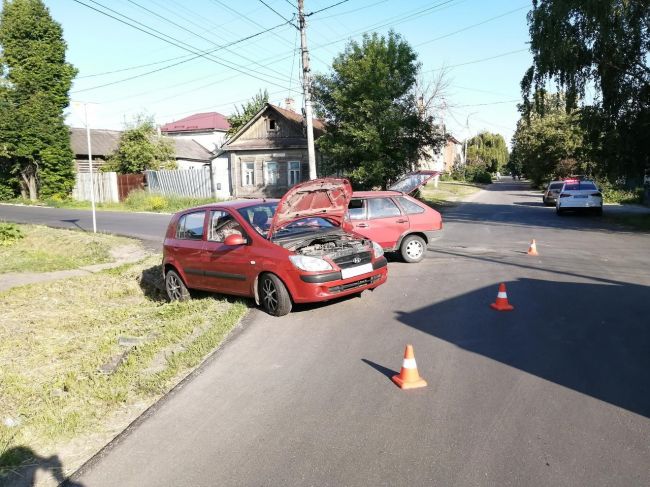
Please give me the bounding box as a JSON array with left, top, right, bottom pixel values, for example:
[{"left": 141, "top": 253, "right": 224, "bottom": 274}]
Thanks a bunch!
[{"left": 71, "top": 101, "right": 98, "bottom": 233}]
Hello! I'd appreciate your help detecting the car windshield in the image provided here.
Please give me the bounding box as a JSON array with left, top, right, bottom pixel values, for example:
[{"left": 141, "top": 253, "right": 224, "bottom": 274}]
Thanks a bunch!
[
  {"left": 274, "top": 217, "right": 337, "bottom": 238},
  {"left": 238, "top": 203, "right": 337, "bottom": 238},
  {"left": 238, "top": 202, "right": 277, "bottom": 236}
]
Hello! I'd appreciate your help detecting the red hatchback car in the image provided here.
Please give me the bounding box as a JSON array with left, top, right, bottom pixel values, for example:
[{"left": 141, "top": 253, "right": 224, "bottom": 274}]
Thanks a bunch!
[
  {"left": 343, "top": 171, "right": 443, "bottom": 263},
  {"left": 162, "top": 179, "right": 388, "bottom": 316}
]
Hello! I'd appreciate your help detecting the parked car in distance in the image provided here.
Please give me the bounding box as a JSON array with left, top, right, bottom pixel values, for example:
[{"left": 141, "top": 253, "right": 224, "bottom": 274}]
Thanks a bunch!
[
  {"left": 343, "top": 171, "right": 443, "bottom": 263},
  {"left": 162, "top": 178, "right": 388, "bottom": 316},
  {"left": 556, "top": 178, "right": 603, "bottom": 215},
  {"left": 543, "top": 180, "right": 564, "bottom": 206}
]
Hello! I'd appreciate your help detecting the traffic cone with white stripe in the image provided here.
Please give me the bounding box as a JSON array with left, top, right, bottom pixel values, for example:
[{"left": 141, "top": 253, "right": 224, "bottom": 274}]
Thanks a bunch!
[
  {"left": 527, "top": 239, "right": 539, "bottom": 256},
  {"left": 490, "top": 283, "right": 514, "bottom": 311},
  {"left": 392, "top": 344, "right": 427, "bottom": 390}
]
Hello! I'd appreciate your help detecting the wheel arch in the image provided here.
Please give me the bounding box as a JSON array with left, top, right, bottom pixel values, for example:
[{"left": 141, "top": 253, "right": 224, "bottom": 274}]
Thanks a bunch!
[
  {"left": 253, "top": 271, "right": 295, "bottom": 306},
  {"left": 396, "top": 231, "right": 429, "bottom": 249}
]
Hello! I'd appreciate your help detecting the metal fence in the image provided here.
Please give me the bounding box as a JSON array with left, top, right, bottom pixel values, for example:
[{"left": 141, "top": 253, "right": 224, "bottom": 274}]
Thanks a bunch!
[
  {"left": 72, "top": 171, "right": 119, "bottom": 203},
  {"left": 145, "top": 169, "right": 213, "bottom": 198}
]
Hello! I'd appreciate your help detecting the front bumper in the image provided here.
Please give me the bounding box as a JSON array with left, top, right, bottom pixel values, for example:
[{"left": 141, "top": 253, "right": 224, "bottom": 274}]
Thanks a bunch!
[{"left": 289, "top": 257, "right": 388, "bottom": 303}]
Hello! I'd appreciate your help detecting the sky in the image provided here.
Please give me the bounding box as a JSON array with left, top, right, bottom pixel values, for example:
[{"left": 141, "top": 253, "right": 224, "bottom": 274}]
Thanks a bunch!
[{"left": 47, "top": 0, "right": 534, "bottom": 145}]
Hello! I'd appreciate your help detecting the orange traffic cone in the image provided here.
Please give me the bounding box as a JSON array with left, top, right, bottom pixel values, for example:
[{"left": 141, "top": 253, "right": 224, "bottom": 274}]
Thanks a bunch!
[
  {"left": 392, "top": 345, "right": 427, "bottom": 390},
  {"left": 490, "top": 283, "right": 514, "bottom": 311},
  {"left": 527, "top": 239, "right": 539, "bottom": 256}
]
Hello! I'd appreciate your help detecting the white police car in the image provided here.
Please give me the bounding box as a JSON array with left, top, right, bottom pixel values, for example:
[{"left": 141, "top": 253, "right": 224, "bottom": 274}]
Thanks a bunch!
[{"left": 556, "top": 179, "right": 603, "bottom": 215}]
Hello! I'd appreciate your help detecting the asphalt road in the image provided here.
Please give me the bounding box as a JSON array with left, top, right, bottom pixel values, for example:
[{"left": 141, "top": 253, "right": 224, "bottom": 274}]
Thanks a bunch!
[
  {"left": 4, "top": 181, "right": 650, "bottom": 486},
  {"left": 0, "top": 204, "right": 170, "bottom": 250}
]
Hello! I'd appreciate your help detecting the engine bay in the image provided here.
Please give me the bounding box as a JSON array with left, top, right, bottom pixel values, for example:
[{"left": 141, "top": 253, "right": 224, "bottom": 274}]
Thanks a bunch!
[{"left": 280, "top": 231, "right": 371, "bottom": 260}]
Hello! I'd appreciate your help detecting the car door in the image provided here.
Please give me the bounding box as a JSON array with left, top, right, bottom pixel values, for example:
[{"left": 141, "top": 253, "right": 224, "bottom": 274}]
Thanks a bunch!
[
  {"left": 349, "top": 197, "right": 409, "bottom": 250},
  {"left": 201, "top": 210, "right": 255, "bottom": 296},
  {"left": 171, "top": 210, "right": 207, "bottom": 288}
]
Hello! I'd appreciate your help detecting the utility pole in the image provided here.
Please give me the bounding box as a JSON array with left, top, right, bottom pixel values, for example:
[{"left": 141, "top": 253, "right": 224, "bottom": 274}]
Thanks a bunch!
[
  {"left": 298, "top": 0, "right": 317, "bottom": 180},
  {"left": 463, "top": 112, "right": 478, "bottom": 166},
  {"left": 73, "top": 101, "right": 98, "bottom": 233}
]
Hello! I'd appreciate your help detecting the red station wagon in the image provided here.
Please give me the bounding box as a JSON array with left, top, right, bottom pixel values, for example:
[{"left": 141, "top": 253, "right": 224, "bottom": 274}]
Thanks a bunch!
[
  {"left": 162, "top": 178, "right": 388, "bottom": 316},
  {"left": 343, "top": 171, "right": 443, "bottom": 263}
]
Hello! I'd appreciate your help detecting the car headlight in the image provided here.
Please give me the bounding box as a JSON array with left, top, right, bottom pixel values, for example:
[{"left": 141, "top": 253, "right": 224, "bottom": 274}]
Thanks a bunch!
[
  {"left": 372, "top": 241, "right": 384, "bottom": 258},
  {"left": 289, "top": 255, "right": 333, "bottom": 272}
]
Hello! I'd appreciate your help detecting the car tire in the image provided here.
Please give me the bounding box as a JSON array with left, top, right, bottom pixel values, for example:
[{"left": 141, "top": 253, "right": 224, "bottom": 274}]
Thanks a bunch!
[
  {"left": 595, "top": 206, "right": 603, "bottom": 216},
  {"left": 165, "top": 269, "right": 191, "bottom": 302},
  {"left": 556, "top": 207, "right": 564, "bottom": 216},
  {"left": 259, "top": 273, "right": 292, "bottom": 317},
  {"left": 400, "top": 235, "right": 426, "bottom": 263}
]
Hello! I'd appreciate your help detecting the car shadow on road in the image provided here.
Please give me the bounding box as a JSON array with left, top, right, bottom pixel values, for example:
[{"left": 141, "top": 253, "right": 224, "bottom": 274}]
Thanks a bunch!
[{"left": 394, "top": 277, "right": 650, "bottom": 419}]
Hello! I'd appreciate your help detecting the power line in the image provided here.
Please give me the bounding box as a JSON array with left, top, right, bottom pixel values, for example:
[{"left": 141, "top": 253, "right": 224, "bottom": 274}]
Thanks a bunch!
[
  {"left": 455, "top": 99, "right": 520, "bottom": 108},
  {"left": 423, "top": 48, "right": 529, "bottom": 74},
  {"left": 415, "top": 5, "right": 529, "bottom": 47},
  {"left": 71, "top": 0, "right": 297, "bottom": 93},
  {"left": 257, "top": 0, "right": 295, "bottom": 24},
  {"left": 307, "top": 0, "right": 351, "bottom": 16},
  {"left": 125, "top": 0, "right": 292, "bottom": 82}
]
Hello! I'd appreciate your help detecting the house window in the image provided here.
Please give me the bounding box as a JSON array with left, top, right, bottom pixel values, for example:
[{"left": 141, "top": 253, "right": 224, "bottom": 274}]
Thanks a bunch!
[
  {"left": 268, "top": 119, "right": 277, "bottom": 131},
  {"left": 288, "top": 161, "right": 301, "bottom": 186},
  {"left": 242, "top": 162, "right": 255, "bottom": 186},
  {"left": 264, "top": 161, "right": 279, "bottom": 185}
]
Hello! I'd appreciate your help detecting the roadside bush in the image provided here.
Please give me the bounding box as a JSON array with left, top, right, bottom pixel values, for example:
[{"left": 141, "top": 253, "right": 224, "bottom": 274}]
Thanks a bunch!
[
  {"left": 123, "top": 189, "right": 218, "bottom": 213},
  {"left": 0, "top": 223, "right": 24, "bottom": 246},
  {"left": 601, "top": 186, "right": 644, "bottom": 204}
]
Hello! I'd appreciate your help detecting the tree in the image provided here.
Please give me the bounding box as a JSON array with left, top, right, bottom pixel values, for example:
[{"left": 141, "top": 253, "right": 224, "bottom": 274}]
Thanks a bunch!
[
  {"left": 227, "top": 89, "right": 269, "bottom": 136},
  {"left": 105, "top": 115, "right": 176, "bottom": 173},
  {"left": 0, "top": 0, "right": 77, "bottom": 200},
  {"left": 465, "top": 132, "right": 509, "bottom": 173},
  {"left": 313, "top": 31, "right": 443, "bottom": 189},
  {"left": 510, "top": 92, "right": 593, "bottom": 187},
  {"left": 522, "top": 0, "right": 650, "bottom": 183}
]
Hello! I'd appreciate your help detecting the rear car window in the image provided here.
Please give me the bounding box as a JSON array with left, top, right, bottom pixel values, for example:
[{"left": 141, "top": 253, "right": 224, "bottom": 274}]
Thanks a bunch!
[
  {"left": 176, "top": 211, "right": 205, "bottom": 240},
  {"left": 549, "top": 183, "right": 563, "bottom": 190},
  {"left": 367, "top": 197, "right": 401, "bottom": 219},
  {"left": 564, "top": 182, "right": 597, "bottom": 191},
  {"left": 348, "top": 199, "right": 367, "bottom": 220},
  {"left": 396, "top": 196, "right": 425, "bottom": 215}
]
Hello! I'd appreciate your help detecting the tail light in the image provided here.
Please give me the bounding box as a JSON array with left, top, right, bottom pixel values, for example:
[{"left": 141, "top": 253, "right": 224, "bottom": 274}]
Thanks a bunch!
[
  {"left": 591, "top": 192, "right": 602, "bottom": 197},
  {"left": 559, "top": 193, "right": 571, "bottom": 198}
]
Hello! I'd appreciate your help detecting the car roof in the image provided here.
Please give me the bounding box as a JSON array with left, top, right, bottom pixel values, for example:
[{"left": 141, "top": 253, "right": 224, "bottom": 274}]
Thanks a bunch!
[
  {"left": 180, "top": 198, "right": 280, "bottom": 213},
  {"left": 351, "top": 190, "right": 402, "bottom": 198}
]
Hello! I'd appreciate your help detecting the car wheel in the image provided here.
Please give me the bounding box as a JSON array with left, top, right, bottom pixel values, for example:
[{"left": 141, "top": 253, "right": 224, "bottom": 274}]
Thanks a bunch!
[
  {"left": 165, "top": 269, "right": 190, "bottom": 302},
  {"left": 259, "top": 273, "right": 292, "bottom": 317},
  {"left": 400, "top": 235, "right": 426, "bottom": 263}
]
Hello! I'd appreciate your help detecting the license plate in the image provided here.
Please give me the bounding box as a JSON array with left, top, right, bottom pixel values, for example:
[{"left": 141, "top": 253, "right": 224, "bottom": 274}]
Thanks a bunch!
[
  {"left": 574, "top": 195, "right": 588, "bottom": 198},
  {"left": 340, "top": 263, "right": 373, "bottom": 279}
]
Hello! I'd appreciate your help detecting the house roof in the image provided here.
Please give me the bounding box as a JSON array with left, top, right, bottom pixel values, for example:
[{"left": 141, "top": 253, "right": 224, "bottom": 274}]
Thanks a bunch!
[
  {"left": 223, "top": 103, "right": 325, "bottom": 149},
  {"left": 171, "top": 138, "right": 212, "bottom": 161},
  {"left": 69, "top": 127, "right": 212, "bottom": 162},
  {"left": 70, "top": 127, "right": 121, "bottom": 157},
  {"left": 160, "top": 112, "right": 230, "bottom": 133}
]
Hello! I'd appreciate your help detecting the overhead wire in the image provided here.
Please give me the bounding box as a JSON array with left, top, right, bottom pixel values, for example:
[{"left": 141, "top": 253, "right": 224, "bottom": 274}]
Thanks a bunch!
[
  {"left": 71, "top": 0, "right": 299, "bottom": 93},
  {"left": 124, "top": 0, "right": 293, "bottom": 82},
  {"left": 257, "top": 0, "right": 295, "bottom": 24}
]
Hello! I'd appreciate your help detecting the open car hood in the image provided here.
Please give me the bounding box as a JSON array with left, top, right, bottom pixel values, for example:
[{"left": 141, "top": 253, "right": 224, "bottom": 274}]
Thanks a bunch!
[
  {"left": 389, "top": 170, "right": 440, "bottom": 194},
  {"left": 269, "top": 178, "right": 352, "bottom": 238}
]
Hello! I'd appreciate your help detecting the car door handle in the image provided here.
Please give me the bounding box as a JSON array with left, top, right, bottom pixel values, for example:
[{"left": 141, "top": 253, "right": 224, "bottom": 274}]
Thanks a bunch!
[
  {"left": 356, "top": 223, "right": 369, "bottom": 228},
  {"left": 396, "top": 219, "right": 408, "bottom": 223}
]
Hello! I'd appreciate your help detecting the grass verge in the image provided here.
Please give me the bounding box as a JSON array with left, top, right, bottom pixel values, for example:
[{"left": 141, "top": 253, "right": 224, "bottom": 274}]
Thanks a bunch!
[
  {"left": 1, "top": 189, "right": 219, "bottom": 214},
  {"left": 0, "top": 224, "right": 137, "bottom": 274},
  {"left": 419, "top": 180, "right": 484, "bottom": 208},
  {"left": 0, "top": 255, "right": 248, "bottom": 476}
]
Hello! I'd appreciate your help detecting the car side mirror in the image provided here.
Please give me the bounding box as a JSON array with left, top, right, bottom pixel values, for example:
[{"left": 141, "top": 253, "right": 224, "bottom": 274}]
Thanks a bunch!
[{"left": 224, "top": 234, "right": 246, "bottom": 246}]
